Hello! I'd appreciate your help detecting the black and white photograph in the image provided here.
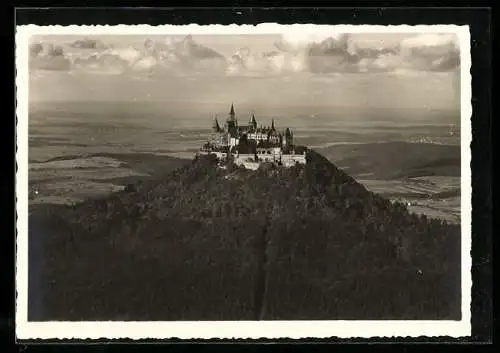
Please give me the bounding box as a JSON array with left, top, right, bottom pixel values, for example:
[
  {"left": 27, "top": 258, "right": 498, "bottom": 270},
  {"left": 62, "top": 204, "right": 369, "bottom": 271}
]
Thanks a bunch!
[{"left": 15, "top": 24, "right": 471, "bottom": 339}]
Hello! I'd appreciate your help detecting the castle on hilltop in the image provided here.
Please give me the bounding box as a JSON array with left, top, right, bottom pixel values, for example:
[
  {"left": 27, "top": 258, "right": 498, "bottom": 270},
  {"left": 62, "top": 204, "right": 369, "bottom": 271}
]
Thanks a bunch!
[{"left": 198, "top": 104, "right": 307, "bottom": 170}]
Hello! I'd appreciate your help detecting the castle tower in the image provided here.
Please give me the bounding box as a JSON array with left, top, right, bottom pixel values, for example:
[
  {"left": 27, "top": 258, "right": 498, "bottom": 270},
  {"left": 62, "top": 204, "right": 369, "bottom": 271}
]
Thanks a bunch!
[
  {"left": 283, "top": 127, "right": 293, "bottom": 148},
  {"left": 248, "top": 113, "right": 257, "bottom": 130},
  {"left": 225, "top": 103, "right": 238, "bottom": 136},
  {"left": 212, "top": 115, "right": 221, "bottom": 132},
  {"left": 228, "top": 103, "right": 236, "bottom": 122}
]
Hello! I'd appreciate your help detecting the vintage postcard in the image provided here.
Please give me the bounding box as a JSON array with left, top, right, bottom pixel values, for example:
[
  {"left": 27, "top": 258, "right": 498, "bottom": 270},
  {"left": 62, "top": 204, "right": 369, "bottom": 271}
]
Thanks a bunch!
[{"left": 16, "top": 24, "right": 472, "bottom": 340}]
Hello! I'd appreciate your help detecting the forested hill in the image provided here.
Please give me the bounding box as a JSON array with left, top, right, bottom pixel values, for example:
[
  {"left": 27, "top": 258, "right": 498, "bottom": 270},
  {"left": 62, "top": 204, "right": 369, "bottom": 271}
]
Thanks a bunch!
[{"left": 29, "top": 150, "right": 461, "bottom": 321}]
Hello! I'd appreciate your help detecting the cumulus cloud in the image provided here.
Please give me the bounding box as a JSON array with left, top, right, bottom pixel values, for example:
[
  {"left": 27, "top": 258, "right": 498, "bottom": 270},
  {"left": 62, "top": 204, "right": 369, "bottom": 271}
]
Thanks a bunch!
[
  {"left": 109, "top": 47, "right": 143, "bottom": 65},
  {"left": 29, "top": 35, "right": 228, "bottom": 75},
  {"left": 29, "top": 42, "right": 71, "bottom": 71},
  {"left": 161, "top": 35, "right": 227, "bottom": 73},
  {"left": 399, "top": 34, "right": 460, "bottom": 72},
  {"left": 272, "top": 32, "right": 459, "bottom": 74},
  {"left": 273, "top": 33, "right": 357, "bottom": 73},
  {"left": 226, "top": 32, "right": 460, "bottom": 75},
  {"left": 28, "top": 33, "right": 460, "bottom": 76},
  {"left": 72, "top": 52, "right": 130, "bottom": 73},
  {"left": 173, "top": 35, "right": 225, "bottom": 60},
  {"left": 68, "top": 38, "right": 108, "bottom": 50},
  {"left": 226, "top": 48, "right": 289, "bottom": 75},
  {"left": 127, "top": 36, "right": 226, "bottom": 73}
]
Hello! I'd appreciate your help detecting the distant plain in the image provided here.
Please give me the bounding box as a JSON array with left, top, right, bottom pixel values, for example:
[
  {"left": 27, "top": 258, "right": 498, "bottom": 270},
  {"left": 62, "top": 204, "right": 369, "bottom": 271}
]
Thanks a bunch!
[{"left": 28, "top": 100, "right": 461, "bottom": 224}]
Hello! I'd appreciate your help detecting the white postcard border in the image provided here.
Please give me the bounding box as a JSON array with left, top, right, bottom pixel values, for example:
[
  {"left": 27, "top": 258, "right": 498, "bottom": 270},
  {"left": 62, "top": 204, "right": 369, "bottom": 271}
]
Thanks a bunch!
[{"left": 15, "top": 24, "right": 472, "bottom": 340}]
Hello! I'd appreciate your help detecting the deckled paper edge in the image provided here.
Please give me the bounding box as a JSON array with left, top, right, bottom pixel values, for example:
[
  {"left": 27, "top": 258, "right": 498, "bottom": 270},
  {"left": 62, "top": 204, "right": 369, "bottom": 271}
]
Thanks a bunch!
[{"left": 15, "top": 24, "right": 472, "bottom": 340}]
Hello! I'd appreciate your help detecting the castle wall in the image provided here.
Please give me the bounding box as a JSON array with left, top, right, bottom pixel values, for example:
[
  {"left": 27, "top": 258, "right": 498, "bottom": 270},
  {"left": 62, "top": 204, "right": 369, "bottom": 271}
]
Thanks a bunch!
[
  {"left": 269, "top": 135, "right": 280, "bottom": 144},
  {"left": 235, "top": 151, "right": 306, "bottom": 169},
  {"left": 229, "top": 136, "right": 239, "bottom": 148},
  {"left": 235, "top": 153, "right": 256, "bottom": 160},
  {"left": 247, "top": 132, "right": 268, "bottom": 141},
  {"left": 281, "top": 153, "right": 307, "bottom": 166},
  {"left": 255, "top": 147, "right": 281, "bottom": 162},
  {"left": 214, "top": 152, "right": 228, "bottom": 159},
  {"left": 240, "top": 161, "right": 260, "bottom": 170},
  {"left": 234, "top": 154, "right": 259, "bottom": 170}
]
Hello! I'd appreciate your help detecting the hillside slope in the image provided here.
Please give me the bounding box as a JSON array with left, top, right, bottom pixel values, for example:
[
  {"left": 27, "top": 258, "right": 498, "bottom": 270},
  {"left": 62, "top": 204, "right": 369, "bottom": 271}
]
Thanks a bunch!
[
  {"left": 317, "top": 141, "right": 460, "bottom": 180},
  {"left": 29, "top": 150, "right": 461, "bottom": 321}
]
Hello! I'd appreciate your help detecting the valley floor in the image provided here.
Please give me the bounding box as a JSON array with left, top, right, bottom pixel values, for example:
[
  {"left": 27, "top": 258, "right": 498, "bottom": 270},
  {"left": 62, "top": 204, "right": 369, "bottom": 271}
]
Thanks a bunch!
[{"left": 28, "top": 147, "right": 461, "bottom": 224}]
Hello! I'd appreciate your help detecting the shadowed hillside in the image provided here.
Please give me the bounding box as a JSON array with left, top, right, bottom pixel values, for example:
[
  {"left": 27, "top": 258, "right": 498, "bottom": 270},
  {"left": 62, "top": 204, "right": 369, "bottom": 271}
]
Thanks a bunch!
[
  {"left": 29, "top": 149, "right": 461, "bottom": 321},
  {"left": 317, "top": 141, "right": 461, "bottom": 180}
]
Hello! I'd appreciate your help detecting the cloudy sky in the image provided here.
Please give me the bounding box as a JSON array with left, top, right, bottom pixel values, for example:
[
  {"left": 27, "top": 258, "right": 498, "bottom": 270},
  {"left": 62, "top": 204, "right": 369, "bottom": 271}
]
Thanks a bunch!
[{"left": 28, "top": 30, "right": 461, "bottom": 111}]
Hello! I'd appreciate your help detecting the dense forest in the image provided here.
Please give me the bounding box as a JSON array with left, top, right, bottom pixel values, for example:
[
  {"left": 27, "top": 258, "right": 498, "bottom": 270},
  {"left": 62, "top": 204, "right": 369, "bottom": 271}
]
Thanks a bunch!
[{"left": 29, "top": 150, "right": 461, "bottom": 321}]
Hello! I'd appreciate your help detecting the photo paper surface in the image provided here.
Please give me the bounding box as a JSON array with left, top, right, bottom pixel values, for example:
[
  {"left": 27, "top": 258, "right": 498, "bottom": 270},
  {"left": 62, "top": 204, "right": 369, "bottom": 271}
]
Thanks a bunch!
[{"left": 16, "top": 23, "right": 472, "bottom": 339}]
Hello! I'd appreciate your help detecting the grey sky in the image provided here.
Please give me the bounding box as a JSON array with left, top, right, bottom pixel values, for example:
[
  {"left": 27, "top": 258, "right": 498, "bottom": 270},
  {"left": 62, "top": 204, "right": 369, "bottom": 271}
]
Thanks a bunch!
[
  {"left": 28, "top": 32, "right": 461, "bottom": 111},
  {"left": 36, "top": 33, "right": 416, "bottom": 56}
]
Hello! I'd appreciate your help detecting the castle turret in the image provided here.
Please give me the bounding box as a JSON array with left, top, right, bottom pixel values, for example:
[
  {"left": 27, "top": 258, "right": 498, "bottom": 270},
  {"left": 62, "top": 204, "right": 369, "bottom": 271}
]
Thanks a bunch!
[
  {"left": 283, "top": 127, "right": 293, "bottom": 148},
  {"left": 212, "top": 115, "right": 221, "bottom": 132},
  {"left": 248, "top": 113, "right": 257, "bottom": 130},
  {"left": 225, "top": 103, "right": 238, "bottom": 137},
  {"left": 228, "top": 103, "right": 236, "bottom": 122}
]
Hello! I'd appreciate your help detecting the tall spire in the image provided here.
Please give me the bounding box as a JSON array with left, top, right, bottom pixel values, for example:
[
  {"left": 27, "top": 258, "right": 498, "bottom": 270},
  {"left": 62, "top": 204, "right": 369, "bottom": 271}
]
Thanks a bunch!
[
  {"left": 249, "top": 112, "right": 257, "bottom": 129},
  {"left": 271, "top": 118, "right": 275, "bottom": 131},
  {"left": 229, "top": 103, "right": 235, "bottom": 121},
  {"left": 212, "top": 115, "right": 221, "bottom": 132}
]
